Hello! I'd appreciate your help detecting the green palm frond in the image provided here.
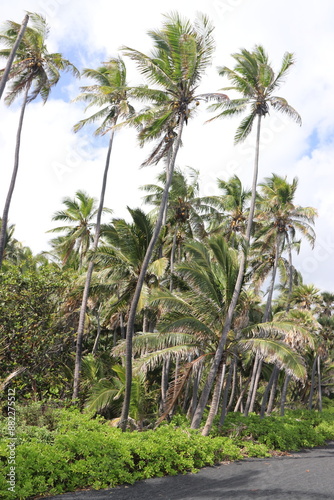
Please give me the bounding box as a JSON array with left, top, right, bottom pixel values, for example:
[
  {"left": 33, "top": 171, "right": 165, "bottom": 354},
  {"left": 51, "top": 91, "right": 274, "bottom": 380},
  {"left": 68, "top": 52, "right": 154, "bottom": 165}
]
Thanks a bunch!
[{"left": 237, "top": 338, "right": 306, "bottom": 380}]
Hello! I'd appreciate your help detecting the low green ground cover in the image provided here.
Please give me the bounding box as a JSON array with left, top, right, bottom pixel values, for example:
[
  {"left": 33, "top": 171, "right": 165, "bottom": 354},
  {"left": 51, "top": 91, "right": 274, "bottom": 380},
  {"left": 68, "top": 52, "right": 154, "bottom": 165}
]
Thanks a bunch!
[{"left": 1, "top": 402, "right": 334, "bottom": 499}]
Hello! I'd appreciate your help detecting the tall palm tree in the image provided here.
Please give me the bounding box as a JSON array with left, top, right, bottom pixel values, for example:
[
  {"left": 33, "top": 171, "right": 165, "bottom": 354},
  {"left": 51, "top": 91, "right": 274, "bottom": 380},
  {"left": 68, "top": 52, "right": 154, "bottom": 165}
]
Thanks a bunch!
[
  {"left": 191, "top": 45, "right": 301, "bottom": 431},
  {"left": 0, "top": 12, "right": 79, "bottom": 266},
  {"left": 71, "top": 57, "right": 135, "bottom": 399},
  {"left": 119, "top": 12, "right": 221, "bottom": 430}
]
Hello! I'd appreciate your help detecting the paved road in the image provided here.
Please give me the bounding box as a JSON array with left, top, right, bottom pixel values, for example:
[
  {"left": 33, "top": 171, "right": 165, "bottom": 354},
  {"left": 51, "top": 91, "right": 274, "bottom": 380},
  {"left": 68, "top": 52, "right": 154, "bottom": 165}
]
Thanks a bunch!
[{"left": 42, "top": 441, "right": 334, "bottom": 500}]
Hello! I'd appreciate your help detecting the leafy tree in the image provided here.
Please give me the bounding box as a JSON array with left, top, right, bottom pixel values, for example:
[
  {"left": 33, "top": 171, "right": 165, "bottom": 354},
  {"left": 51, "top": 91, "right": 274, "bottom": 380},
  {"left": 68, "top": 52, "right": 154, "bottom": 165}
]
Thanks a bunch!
[
  {"left": 0, "top": 264, "right": 74, "bottom": 399},
  {"left": 0, "top": 12, "right": 79, "bottom": 266}
]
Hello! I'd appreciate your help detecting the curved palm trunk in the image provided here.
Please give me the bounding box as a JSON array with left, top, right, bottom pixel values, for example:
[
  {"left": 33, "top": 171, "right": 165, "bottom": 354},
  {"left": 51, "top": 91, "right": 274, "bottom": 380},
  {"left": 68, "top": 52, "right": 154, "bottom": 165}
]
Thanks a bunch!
[
  {"left": 0, "top": 83, "right": 30, "bottom": 267},
  {"left": 191, "top": 114, "right": 262, "bottom": 431},
  {"left": 72, "top": 126, "right": 115, "bottom": 399},
  {"left": 0, "top": 15, "right": 29, "bottom": 102},
  {"left": 120, "top": 117, "right": 185, "bottom": 431}
]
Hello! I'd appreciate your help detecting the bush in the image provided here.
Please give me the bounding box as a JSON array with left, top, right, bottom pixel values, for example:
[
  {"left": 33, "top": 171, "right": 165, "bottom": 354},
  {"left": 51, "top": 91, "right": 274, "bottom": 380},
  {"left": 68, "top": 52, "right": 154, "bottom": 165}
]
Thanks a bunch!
[{"left": 1, "top": 406, "right": 334, "bottom": 499}]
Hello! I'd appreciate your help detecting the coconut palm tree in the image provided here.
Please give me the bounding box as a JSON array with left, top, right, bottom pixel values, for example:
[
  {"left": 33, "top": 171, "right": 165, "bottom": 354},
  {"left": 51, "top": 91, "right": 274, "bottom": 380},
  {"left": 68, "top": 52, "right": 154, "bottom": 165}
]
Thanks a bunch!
[
  {"left": 118, "top": 12, "right": 222, "bottom": 430},
  {"left": 0, "top": 12, "right": 79, "bottom": 266},
  {"left": 256, "top": 174, "right": 317, "bottom": 320},
  {"left": 191, "top": 45, "right": 301, "bottom": 431},
  {"left": 202, "top": 174, "right": 251, "bottom": 246},
  {"left": 48, "top": 190, "right": 107, "bottom": 269},
  {"left": 71, "top": 57, "right": 135, "bottom": 399}
]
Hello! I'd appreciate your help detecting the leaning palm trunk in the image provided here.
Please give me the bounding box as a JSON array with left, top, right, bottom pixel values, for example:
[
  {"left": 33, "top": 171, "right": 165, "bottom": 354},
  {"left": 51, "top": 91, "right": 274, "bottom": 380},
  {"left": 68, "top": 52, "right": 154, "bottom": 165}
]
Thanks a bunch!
[
  {"left": 202, "top": 359, "right": 226, "bottom": 436},
  {"left": 0, "top": 83, "right": 30, "bottom": 267},
  {"left": 72, "top": 126, "right": 115, "bottom": 399},
  {"left": 120, "top": 117, "right": 185, "bottom": 431},
  {"left": 191, "top": 114, "right": 262, "bottom": 430},
  {"left": 0, "top": 14, "right": 29, "bottom": 101}
]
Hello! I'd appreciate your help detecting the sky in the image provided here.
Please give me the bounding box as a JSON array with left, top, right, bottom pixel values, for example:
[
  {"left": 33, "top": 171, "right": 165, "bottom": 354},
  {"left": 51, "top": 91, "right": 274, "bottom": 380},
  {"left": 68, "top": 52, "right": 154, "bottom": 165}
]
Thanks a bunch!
[{"left": 0, "top": 0, "right": 333, "bottom": 293}]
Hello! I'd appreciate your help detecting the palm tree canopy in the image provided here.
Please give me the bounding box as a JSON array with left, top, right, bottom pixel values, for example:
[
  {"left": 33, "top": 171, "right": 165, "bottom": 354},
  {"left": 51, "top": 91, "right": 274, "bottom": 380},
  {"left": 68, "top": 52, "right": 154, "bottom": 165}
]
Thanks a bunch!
[
  {"left": 122, "top": 12, "right": 227, "bottom": 165},
  {"left": 0, "top": 12, "right": 79, "bottom": 104},
  {"left": 73, "top": 57, "right": 135, "bottom": 136},
  {"left": 208, "top": 45, "right": 301, "bottom": 143}
]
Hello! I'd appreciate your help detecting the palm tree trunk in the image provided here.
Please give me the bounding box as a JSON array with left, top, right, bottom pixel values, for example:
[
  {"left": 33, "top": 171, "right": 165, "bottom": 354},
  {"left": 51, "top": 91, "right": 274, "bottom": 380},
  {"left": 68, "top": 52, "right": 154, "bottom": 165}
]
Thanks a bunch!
[
  {"left": 91, "top": 307, "right": 101, "bottom": 355},
  {"left": 226, "top": 358, "right": 237, "bottom": 413},
  {"left": 202, "top": 359, "right": 226, "bottom": 436},
  {"left": 220, "top": 357, "right": 235, "bottom": 426},
  {"left": 286, "top": 234, "right": 293, "bottom": 312},
  {"left": 169, "top": 226, "right": 178, "bottom": 292},
  {"left": 0, "top": 83, "right": 30, "bottom": 267},
  {"left": 308, "top": 357, "right": 317, "bottom": 410},
  {"left": 0, "top": 15, "right": 29, "bottom": 101},
  {"left": 72, "top": 126, "right": 115, "bottom": 399},
  {"left": 280, "top": 373, "right": 291, "bottom": 416},
  {"left": 120, "top": 117, "right": 185, "bottom": 431},
  {"left": 244, "top": 352, "right": 260, "bottom": 416},
  {"left": 160, "top": 357, "right": 171, "bottom": 412},
  {"left": 260, "top": 365, "right": 278, "bottom": 418},
  {"left": 317, "top": 355, "right": 322, "bottom": 411},
  {"left": 191, "top": 114, "right": 262, "bottom": 431},
  {"left": 248, "top": 357, "right": 263, "bottom": 413},
  {"left": 263, "top": 234, "right": 282, "bottom": 322},
  {"left": 266, "top": 364, "right": 280, "bottom": 414}
]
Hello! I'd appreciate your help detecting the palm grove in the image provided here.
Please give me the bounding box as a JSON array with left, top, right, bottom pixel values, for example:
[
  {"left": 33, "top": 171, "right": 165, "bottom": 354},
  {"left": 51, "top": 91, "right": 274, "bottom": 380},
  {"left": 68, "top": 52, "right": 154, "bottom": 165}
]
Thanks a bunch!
[{"left": 1, "top": 12, "right": 333, "bottom": 436}]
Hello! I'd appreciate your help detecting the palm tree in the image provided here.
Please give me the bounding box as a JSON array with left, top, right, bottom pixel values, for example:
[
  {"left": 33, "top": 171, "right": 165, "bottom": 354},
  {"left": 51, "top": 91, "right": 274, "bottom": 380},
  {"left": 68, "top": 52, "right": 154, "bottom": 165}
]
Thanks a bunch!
[
  {"left": 118, "top": 12, "right": 221, "bottom": 430},
  {"left": 191, "top": 45, "right": 301, "bottom": 431},
  {"left": 202, "top": 174, "right": 251, "bottom": 246},
  {"left": 256, "top": 174, "right": 317, "bottom": 320},
  {"left": 0, "top": 12, "right": 79, "bottom": 267},
  {"left": 71, "top": 57, "right": 135, "bottom": 399},
  {"left": 48, "top": 190, "right": 107, "bottom": 269}
]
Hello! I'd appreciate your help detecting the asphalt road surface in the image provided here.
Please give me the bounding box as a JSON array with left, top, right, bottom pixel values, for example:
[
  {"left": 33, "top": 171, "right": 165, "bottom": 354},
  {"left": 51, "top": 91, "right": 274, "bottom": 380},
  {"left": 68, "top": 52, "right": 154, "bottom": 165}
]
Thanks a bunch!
[{"left": 41, "top": 441, "right": 334, "bottom": 500}]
